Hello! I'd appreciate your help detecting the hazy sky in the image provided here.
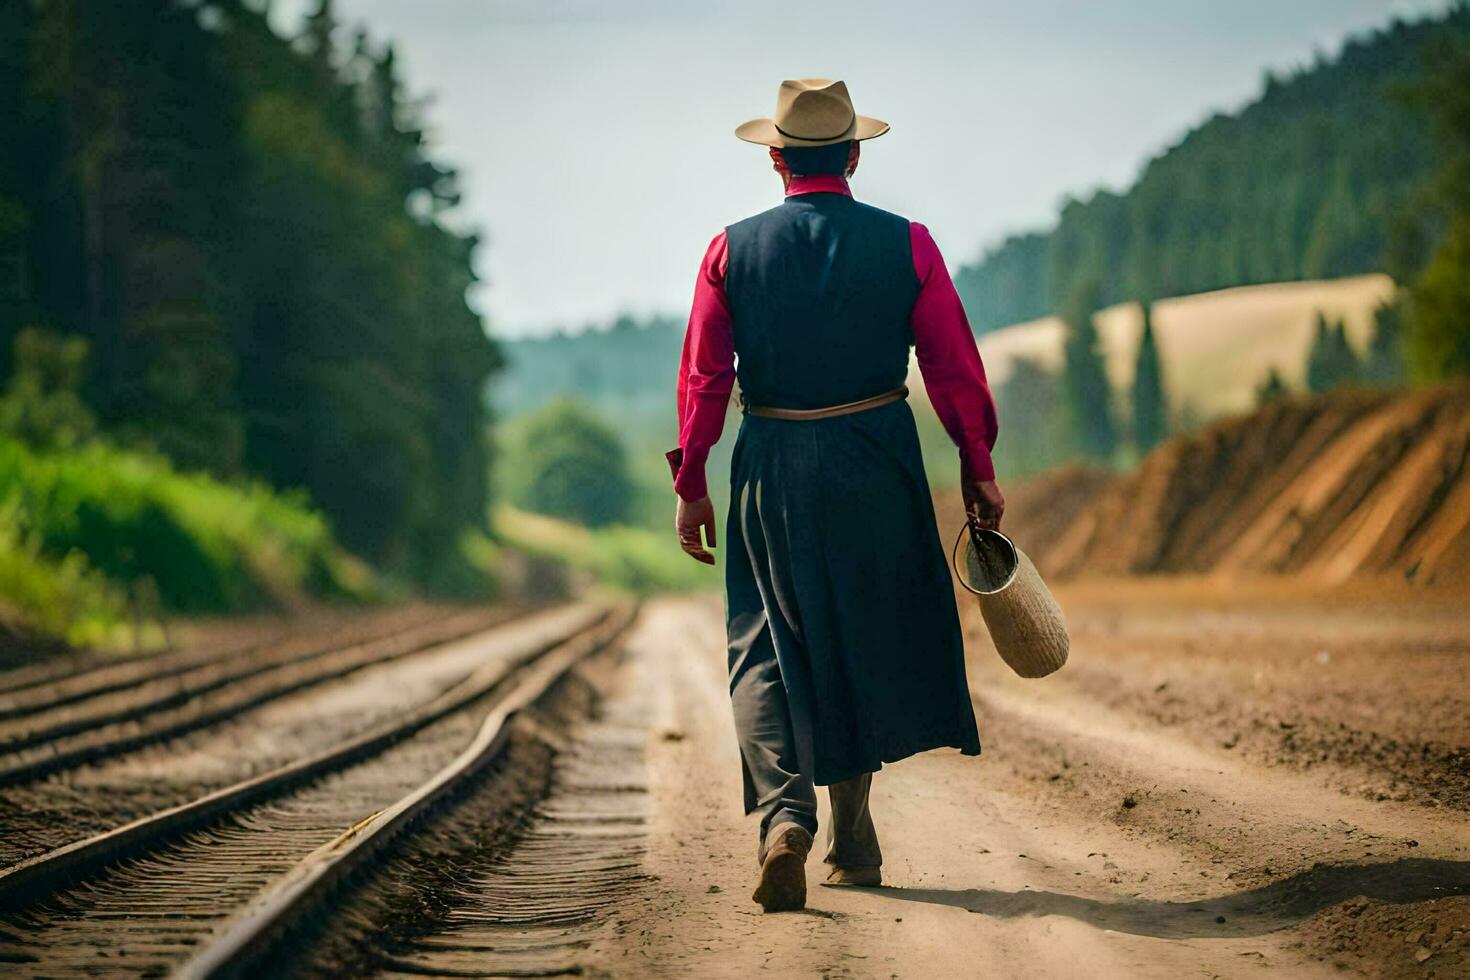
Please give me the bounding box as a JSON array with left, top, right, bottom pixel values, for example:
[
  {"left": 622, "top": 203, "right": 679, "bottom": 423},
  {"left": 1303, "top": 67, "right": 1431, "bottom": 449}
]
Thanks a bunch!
[{"left": 274, "top": 0, "right": 1449, "bottom": 337}]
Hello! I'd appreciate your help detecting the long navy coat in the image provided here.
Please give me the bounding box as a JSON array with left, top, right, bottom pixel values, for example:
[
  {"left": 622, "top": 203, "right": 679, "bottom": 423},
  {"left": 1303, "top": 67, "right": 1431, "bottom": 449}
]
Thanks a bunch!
[{"left": 721, "top": 186, "right": 982, "bottom": 787}]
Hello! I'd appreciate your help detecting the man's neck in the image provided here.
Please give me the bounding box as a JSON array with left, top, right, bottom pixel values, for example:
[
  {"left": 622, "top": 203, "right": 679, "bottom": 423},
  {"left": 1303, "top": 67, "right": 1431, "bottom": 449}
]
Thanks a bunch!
[{"left": 784, "top": 174, "right": 852, "bottom": 198}]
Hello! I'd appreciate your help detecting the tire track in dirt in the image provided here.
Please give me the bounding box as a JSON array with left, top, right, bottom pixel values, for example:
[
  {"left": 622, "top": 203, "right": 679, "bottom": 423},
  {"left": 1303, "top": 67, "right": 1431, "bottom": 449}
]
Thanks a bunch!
[{"left": 968, "top": 679, "right": 1470, "bottom": 978}]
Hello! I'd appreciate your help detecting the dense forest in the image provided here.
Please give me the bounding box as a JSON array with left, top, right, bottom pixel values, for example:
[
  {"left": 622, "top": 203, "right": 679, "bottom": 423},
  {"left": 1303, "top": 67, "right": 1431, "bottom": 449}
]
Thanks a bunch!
[
  {"left": 0, "top": 0, "right": 498, "bottom": 581},
  {"left": 953, "top": 7, "right": 1470, "bottom": 332}
]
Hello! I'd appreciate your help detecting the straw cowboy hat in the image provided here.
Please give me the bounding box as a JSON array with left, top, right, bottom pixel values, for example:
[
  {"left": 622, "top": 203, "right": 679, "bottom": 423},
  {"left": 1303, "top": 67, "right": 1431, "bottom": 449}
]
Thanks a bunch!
[{"left": 736, "top": 78, "right": 890, "bottom": 147}]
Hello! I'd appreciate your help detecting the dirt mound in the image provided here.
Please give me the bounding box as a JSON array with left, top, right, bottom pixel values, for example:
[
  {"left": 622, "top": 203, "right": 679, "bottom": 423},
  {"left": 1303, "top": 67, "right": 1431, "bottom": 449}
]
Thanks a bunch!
[{"left": 958, "top": 383, "right": 1470, "bottom": 594}]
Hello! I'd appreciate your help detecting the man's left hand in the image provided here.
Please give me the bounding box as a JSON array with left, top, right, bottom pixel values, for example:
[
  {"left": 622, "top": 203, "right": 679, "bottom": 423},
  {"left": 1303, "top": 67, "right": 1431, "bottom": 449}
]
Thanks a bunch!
[
  {"left": 963, "top": 479, "right": 1005, "bottom": 531},
  {"left": 677, "top": 495, "right": 718, "bottom": 565}
]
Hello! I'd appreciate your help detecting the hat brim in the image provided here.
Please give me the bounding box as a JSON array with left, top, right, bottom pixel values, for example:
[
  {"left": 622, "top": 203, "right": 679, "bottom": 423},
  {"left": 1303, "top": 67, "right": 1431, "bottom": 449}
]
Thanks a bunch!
[{"left": 734, "top": 114, "right": 889, "bottom": 147}]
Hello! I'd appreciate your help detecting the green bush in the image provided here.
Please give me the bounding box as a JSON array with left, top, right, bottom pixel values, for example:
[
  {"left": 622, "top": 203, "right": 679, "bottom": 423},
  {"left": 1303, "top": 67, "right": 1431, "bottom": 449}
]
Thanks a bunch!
[
  {"left": 0, "top": 498, "right": 127, "bottom": 647},
  {"left": 415, "top": 528, "right": 501, "bottom": 600},
  {"left": 0, "top": 437, "right": 375, "bottom": 615},
  {"left": 503, "top": 399, "right": 635, "bottom": 528}
]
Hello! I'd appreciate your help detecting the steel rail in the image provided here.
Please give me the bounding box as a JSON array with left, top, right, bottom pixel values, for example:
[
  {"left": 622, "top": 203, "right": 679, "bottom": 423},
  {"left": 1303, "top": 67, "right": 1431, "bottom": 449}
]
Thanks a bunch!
[
  {"left": 0, "top": 602, "right": 616, "bottom": 908},
  {"left": 174, "top": 605, "right": 634, "bottom": 980},
  {"left": 0, "top": 606, "right": 444, "bottom": 722},
  {"left": 0, "top": 607, "right": 501, "bottom": 746},
  {"left": 0, "top": 606, "right": 534, "bottom": 787}
]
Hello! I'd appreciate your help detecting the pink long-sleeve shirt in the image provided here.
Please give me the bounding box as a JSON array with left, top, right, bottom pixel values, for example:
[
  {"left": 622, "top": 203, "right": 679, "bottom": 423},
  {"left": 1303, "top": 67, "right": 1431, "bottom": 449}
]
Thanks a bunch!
[{"left": 669, "top": 174, "right": 999, "bottom": 502}]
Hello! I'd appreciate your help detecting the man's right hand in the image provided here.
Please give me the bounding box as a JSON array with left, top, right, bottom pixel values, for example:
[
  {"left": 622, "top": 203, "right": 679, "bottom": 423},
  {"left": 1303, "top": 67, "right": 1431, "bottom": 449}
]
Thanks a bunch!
[
  {"left": 676, "top": 494, "right": 718, "bottom": 565},
  {"left": 963, "top": 479, "right": 1005, "bottom": 531}
]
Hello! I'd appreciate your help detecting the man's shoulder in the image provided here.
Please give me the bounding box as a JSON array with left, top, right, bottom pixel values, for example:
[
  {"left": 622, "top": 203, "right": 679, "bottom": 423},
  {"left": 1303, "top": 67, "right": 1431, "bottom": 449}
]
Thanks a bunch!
[
  {"left": 724, "top": 202, "right": 789, "bottom": 236},
  {"left": 848, "top": 198, "right": 911, "bottom": 225}
]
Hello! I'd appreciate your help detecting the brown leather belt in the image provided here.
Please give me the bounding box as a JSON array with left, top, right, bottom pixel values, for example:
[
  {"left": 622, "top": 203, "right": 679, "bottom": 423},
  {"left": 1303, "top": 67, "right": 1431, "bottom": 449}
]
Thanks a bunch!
[{"left": 747, "top": 385, "right": 908, "bottom": 421}]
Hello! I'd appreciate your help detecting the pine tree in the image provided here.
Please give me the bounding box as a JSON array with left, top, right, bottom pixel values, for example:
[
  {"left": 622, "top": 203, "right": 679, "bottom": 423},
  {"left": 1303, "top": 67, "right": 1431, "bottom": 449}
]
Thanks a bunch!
[
  {"left": 303, "top": 0, "right": 337, "bottom": 66},
  {"left": 1365, "top": 301, "right": 1405, "bottom": 385},
  {"left": 1257, "top": 367, "right": 1290, "bottom": 403},
  {"left": 1131, "top": 300, "right": 1167, "bottom": 453},
  {"left": 994, "top": 357, "right": 1067, "bottom": 477},
  {"left": 1061, "top": 279, "right": 1117, "bottom": 462},
  {"left": 1329, "top": 317, "right": 1363, "bottom": 386},
  {"left": 1306, "top": 312, "right": 1364, "bottom": 394},
  {"left": 1306, "top": 312, "right": 1336, "bottom": 393}
]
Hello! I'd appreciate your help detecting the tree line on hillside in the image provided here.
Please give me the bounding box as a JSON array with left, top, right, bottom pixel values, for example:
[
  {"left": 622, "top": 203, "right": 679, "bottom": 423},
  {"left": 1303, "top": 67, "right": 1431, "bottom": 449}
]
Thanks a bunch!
[
  {"left": 953, "top": 8, "right": 1469, "bottom": 334},
  {"left": 0, "top": 0, "right": 498, "bottom": 583},
  {"left": 495, "top": 313, "right": 682, "bottom": 419},
  {"left": 990, "top": 7, "right": 1470, "bottom": 478},
  {"left": 1254, "top": 302, "right": 1405, "bottom": 403},
  {"left": 994, "top": 290, "right": 1416, "bottom": 479}
]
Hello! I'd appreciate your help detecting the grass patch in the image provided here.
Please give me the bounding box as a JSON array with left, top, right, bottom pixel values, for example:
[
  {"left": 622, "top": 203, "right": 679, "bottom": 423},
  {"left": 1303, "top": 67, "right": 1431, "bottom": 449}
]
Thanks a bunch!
[{"left": 493, "top": 505, "right": 718, "bottom": 595}]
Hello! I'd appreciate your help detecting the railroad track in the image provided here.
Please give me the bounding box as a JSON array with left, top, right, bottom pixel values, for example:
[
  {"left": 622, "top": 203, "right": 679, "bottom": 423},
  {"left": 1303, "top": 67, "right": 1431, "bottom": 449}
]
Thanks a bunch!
[
  {"left": 0, "top": 601, "right": 634, "bottom": 978},
  {"left": 0, "top": 604, "right": 534, "bottom": 787},
  {"left": 0, "top": 606, "right": 429, "bottom": 719}
]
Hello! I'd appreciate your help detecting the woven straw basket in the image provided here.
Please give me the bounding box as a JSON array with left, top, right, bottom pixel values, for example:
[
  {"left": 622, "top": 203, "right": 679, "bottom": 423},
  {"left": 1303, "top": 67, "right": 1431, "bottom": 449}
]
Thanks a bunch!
[{"left": 953, "top": 526, "right": 1069, "bottom": 679}]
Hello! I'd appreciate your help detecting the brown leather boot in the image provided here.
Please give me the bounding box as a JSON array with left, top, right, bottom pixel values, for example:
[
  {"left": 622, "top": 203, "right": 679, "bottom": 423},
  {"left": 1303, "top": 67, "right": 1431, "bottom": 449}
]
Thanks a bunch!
[
  {"left": 752, "top": 823, "right": 813, "bottom": 912},
  {"left": 823, "top": 865, "right": 881, "bottom": 887}
]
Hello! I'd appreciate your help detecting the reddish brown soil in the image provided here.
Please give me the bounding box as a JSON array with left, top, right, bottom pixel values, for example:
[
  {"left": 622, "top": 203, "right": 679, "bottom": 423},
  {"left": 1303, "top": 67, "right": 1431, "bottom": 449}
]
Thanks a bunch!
[
  {"left": 939, "top": 383, "right": 1470, "bottom": 597},
  {"left": 588, "top": 598, "right": 1469, "bottom": 979}
]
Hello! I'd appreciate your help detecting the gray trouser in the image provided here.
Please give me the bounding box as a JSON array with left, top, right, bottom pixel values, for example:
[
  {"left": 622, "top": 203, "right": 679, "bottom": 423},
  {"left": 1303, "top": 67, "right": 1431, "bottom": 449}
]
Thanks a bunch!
[{"left": 729, "top": 608, "right": 883, "bottom": 868}]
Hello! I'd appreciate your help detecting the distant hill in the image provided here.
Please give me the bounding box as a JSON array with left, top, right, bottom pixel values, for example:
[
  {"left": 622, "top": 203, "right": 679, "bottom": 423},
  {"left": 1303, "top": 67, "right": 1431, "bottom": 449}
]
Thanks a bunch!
[
  {"left": 493, "top": 314, "right": 682, "bottom": 422},
  {"left": 953, "top": 8, "right": 1469, "bottom": 333}
]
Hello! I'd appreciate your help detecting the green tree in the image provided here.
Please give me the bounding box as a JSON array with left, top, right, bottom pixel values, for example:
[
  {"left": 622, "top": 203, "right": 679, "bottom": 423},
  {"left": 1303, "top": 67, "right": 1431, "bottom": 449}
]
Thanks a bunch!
[
  {"left": 992, "top": 357, "right": 1068, "bottom": 477},
  {"left": 1405, "top": 223, "right": 1470, "bottom": 378},
  {"left": 1131, "top": 300, "right": 1168, "bottom": 453},
  {"left": 1401, "top": 22, "right": 1470, "bottom": 379},
  {"left": 1364, "top": 300, "right": 1406, "bottom": 385},
  {"left": 28, "top": 0, "right": 247, "bottom": 472},
  {"left": 1061, "top": 280, "right": 1117, "bottom": 461},
  {"left": 1306, "top": 312, "right": 1362, "bottom": 392},
  {"left": 1306, "top": 313, "right": 1334, "bottom": 392},
  {"left": 1256, "top": 366, "right": 1290, "bottom": 403},
  {"left": 514, "top": 399, "right": 633, "bottom": 528},
  {"left": 1332, "top": 318, "right": 1363, "bottom": 386}
]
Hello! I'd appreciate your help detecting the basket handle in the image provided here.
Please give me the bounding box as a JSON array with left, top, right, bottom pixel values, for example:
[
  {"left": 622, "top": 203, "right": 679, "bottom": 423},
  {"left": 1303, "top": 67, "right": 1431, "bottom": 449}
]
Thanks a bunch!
[{"left": 952, "top": 513, "right": 989, "bottom": 596}]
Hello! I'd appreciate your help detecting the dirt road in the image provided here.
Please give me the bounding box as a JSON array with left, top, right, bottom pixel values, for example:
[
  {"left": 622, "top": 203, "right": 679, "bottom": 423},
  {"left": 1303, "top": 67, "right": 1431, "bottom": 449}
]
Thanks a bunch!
[{"left": 576, "top": 593, "right": 1469, "bottom": 979}]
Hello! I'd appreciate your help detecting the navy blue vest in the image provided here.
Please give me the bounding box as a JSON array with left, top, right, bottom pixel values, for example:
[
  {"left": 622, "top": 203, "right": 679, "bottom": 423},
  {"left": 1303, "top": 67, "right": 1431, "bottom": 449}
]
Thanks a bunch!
[{"left": 724, "top": 191, "right": 918, "bottom": 410}]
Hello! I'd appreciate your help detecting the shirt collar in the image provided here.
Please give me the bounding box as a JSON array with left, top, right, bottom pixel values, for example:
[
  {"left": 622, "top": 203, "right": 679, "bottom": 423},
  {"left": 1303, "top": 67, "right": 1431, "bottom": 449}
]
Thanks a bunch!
[{"left": 785, "top": 174, "right": 853, "bottom": 198}]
